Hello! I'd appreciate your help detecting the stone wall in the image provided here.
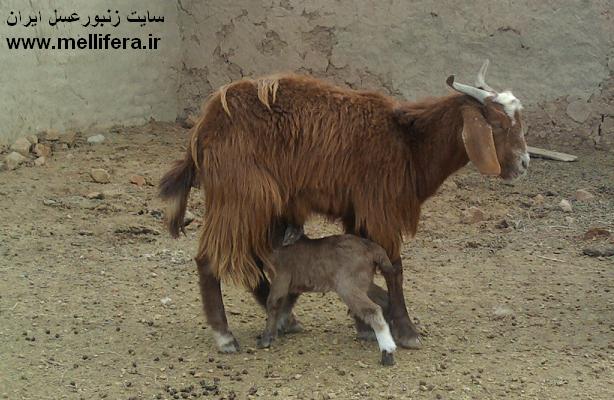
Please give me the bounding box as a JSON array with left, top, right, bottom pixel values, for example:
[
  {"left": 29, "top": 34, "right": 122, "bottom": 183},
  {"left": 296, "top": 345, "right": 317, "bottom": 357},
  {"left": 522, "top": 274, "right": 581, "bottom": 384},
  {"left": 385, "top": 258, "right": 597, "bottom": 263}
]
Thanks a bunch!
[
  {"left": 177, "top": 0, "right": 614, "bottom": 148},
  {"left": 0, "top": 0, "right": 180, "bottom": 145}
]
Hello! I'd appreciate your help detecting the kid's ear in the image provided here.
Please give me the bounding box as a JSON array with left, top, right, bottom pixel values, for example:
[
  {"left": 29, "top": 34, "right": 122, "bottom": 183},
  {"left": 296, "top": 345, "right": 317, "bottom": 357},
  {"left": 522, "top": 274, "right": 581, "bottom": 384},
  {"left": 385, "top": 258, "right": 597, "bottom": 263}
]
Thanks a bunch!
[{"left": 282, "top": 224, "right": 304, "bottom": 246}]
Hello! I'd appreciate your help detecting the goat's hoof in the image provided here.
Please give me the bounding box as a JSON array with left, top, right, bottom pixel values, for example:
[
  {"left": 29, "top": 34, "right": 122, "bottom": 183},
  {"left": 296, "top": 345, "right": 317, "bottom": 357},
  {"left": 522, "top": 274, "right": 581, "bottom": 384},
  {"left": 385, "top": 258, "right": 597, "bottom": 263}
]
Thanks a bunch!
[
  {"left": 396, "top": 334, "right": 422, "bottom": 350},
  {"left": 215, "top": 334, "right": 241, "bottom": 354},
  {"left": 356, "top": 330, "right": 377, "bottom": 342},
  {"left": 380, "top": 351, "right": 395, "bottom": 366},
  {"left": 257, "top": 335, "right": 273, "bottom": 349},
  {"left": 282, "top": 319, "right": 304, "bottom": 335}
]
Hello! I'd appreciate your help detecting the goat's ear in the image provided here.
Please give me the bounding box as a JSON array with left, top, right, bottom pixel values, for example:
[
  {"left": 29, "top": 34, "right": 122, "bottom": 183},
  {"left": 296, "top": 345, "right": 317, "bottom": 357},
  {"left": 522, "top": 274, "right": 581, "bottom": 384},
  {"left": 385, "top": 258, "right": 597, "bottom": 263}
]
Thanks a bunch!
[{"left": 461, "top": 107, "right": 501, "bottom": 176}]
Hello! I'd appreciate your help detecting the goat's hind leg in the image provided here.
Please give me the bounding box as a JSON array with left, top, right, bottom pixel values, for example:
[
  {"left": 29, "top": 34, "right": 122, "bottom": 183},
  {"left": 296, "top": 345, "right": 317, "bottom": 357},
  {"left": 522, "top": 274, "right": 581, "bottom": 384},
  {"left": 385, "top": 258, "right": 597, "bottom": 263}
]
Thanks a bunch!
[
  {"left": 341, "top": 216, "right": 392, "bottom": 342},
  {"left": 354, "top": 283, "right": 390, "bottom": 342},
  {"left": 196, "top": 256, "right": 240, "bottom": 353},
  {"left": 340, "top": 289, "right": 396, "bottom": 366}
]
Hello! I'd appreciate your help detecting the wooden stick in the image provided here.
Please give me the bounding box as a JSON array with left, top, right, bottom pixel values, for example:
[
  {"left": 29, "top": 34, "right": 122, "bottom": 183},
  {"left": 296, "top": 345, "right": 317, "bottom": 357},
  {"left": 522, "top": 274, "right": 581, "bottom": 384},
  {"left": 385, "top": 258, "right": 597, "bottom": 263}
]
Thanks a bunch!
[{"left": 527, "top": 146, "right": 577, "bottom": 162}]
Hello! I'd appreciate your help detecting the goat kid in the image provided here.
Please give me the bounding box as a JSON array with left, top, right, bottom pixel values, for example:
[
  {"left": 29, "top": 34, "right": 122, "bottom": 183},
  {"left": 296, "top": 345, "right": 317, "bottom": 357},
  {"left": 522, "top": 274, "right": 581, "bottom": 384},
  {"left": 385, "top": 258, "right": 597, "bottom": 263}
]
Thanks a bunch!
[{"left": 261, "top": 228, "right": 398, "bottom": 366}]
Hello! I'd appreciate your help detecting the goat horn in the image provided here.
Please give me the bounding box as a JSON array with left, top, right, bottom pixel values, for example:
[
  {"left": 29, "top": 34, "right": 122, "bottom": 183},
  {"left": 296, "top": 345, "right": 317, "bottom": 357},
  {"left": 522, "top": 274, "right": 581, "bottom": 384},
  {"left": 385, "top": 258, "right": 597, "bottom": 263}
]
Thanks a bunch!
[
  {"left": 446, "top": 75, "right": 493, "bottom": 104},
  {"left": 475, "top": 59, "right": 495, "bottom": 92}
]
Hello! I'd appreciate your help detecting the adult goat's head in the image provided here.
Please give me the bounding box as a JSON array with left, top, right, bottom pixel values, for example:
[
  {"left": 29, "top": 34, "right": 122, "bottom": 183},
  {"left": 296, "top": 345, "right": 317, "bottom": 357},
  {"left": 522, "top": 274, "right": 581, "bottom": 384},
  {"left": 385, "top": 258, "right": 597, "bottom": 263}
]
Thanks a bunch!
[{"left": 447, "top": 60, "right": 529, "bottom": 181}]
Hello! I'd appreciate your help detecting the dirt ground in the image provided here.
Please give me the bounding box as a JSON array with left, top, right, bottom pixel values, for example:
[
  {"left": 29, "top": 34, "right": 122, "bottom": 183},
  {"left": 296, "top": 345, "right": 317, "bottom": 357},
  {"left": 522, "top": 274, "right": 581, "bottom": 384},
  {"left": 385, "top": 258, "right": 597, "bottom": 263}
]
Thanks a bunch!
[{"left": 1, "top": 122, "right": 613, "bottom": 400}]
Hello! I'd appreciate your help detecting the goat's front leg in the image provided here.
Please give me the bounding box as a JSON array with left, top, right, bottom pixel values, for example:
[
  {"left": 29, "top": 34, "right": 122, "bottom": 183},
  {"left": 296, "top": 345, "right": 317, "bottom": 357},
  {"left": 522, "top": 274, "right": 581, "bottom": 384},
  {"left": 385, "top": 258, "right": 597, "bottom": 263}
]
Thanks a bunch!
[
  {"left": 196, "top": 257, "right": 240, "bottom": 353},
  {"left": 276, "top": 293, "right": 304, "bottom": 335},
  {"left": 251, "top": 262, "right": 302, "bottom": 335},
  {"left": 258, "top": 294, "right": 285, "bottom": 348},
  {"left": 382, "top": 258, "right": 421, "bottom": 349}
]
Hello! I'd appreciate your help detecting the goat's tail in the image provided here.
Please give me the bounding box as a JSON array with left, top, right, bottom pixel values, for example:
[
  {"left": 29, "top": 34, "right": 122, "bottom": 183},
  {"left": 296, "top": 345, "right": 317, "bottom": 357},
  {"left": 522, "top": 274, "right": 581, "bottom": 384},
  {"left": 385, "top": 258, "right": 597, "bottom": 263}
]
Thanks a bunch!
[{"left": 159, "top": 151, "right": 196, "bottom": 238}]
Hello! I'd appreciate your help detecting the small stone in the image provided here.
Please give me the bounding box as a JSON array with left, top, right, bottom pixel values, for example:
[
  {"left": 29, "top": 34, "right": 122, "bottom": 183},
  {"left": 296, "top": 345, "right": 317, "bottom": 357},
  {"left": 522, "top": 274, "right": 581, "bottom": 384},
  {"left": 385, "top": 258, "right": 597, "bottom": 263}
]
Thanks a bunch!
[
  {"left": 160, "top": 297, "right": 172, "bottom": 306},
  {"left": 58, "top": 131, "right": 77, "bottom": 146},
  {"left": 564, "top": 216, "right": 575, "bottom": 224},
  {"left": 42, "top": 129, "right": 60, "bottom": 141},
  {"left": 26, "top": 135, "right": 38, "bottom": 145},
  {"left": 558, "top": 199, "right": 573, "bottom": 213},
  {"left": 532, "top": 194, "right": 545, "bottom": 205},
  {"left": 85, "top": 192, "right": 104, "bottom": 200},
  {"left": 34, "top": 157, "right": 46, "bottom": 166},
  {"left": 33, "top": 143, "right": 52, "bottom": 158},
  {"left": 583, "top": 247, "right": 614, "bottom": 257},
  {"left": 130, "top": 175, "right": 146, "bottom": 186},
  {"left": 582, "top": 227, "right": 610, "bottom": 241},
  {"left": 11, "top": 137, "right": 32, "bottom": 156},
  {"left": 294, "top": 374, "right": 302, "bottom": 380},
  {"left": 87, "top": 134, "right": 106, "bottom": 144},
  {"left": 91, "top": 168, "right": 111, "bottom": 184},
  {"left": 183, "top": 210, "right": 196, "bottom": 227},
  {"left": 493, "top": 305, "right": 515, "bottom": 319},
  {"left": 442, "top": 180, "right": 458, "bottom": 191},
  {"left": 574, "top": 189, "right": 594, "bottom": 202},
  {"left": 495, "top": 219, "right": 509, "bottom": 229},
  {"left": 102, "top": 189, "right": 123, "bottom": 198},
  {"left": 5, "top": 152, "right": 27, "bottom": 170},
  {"left": 178, "top": 114, "right": 199, "bottom": 129},
  {"left": 461, "top": 207, "right": 485, "bottom": 224}
]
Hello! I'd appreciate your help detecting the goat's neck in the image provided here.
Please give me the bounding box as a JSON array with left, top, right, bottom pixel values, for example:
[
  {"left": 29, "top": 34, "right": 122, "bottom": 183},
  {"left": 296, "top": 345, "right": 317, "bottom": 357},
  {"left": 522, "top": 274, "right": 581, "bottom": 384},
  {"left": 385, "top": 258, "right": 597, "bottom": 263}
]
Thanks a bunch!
[{"left": 408, "top": 97, "right": 470, "bottom": 204}]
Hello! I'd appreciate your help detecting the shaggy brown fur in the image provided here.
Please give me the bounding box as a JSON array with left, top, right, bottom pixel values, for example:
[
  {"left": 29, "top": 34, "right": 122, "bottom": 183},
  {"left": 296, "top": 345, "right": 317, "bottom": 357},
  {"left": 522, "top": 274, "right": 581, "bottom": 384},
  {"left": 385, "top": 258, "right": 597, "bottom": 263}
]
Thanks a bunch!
[{"left": 160, "top": 73, "right": 526, "bottom": 290}]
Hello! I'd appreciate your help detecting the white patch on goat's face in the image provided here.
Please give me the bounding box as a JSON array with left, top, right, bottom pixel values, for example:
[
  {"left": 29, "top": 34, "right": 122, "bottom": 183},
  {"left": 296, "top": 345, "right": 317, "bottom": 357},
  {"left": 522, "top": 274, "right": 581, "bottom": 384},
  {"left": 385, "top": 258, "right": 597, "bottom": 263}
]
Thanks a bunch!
[
  {"left": 374, "top": 324, "right": 397, "bottom": 353},
  {"left": 493, "top": 91, "right": 523, "bottom": 124}
]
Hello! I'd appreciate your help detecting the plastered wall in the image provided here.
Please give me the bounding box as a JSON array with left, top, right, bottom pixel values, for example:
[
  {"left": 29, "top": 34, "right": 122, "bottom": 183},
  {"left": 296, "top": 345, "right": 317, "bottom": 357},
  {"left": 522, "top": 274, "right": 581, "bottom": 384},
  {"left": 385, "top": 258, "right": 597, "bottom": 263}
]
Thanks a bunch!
[
  {"left": 177, "top": 0, "right": 614, "bottom": 148},
  {"left": 1, "top": 1, "right": 613, "bottom": 148}
]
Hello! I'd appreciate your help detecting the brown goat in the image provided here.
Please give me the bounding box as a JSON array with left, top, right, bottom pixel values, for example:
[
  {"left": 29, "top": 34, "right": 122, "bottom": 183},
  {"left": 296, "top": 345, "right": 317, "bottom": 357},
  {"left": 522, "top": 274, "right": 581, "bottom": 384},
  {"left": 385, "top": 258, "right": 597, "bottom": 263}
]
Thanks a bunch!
[
  {"left": 159, "top": 60, "right": 529, "bottom": 352},
  {"left": 260, "top": 232, "right": 398, "bottom": 366}
]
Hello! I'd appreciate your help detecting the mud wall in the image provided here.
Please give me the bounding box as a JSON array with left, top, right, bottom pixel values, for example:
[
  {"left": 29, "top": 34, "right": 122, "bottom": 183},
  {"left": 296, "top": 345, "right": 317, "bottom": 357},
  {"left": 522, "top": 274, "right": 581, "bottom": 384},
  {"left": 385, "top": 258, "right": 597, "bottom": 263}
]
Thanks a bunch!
[
  {"left": 1, "top": 1, "right": 612, "bottom": 148},
  {"left": 177, "top": 0, "right": 614, "bottom": 149},
  {"left": 0, "top": 0, "right": 180, "bottom": 145}
]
